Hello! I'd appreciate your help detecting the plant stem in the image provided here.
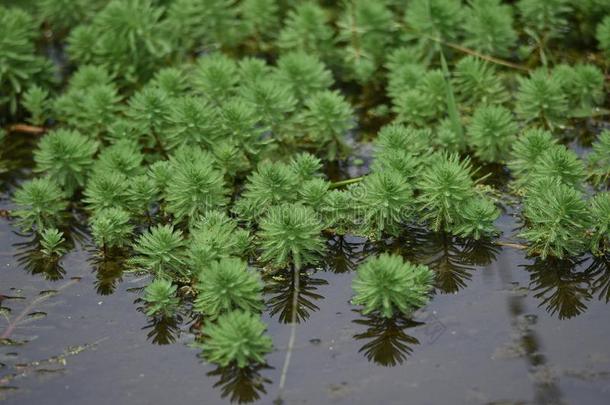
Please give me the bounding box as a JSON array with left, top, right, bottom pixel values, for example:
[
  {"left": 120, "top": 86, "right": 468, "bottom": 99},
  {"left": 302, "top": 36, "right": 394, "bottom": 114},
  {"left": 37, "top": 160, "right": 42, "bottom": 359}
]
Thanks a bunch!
[
  {"left": 398, "top": 22, "right": 530, "bottom": 72},
  {"left": 277, "top": 265, "right": 300, "bottom": 402},
  {"left": 0, "top": 277, "right": 80, "bottom": 340},
  {"left": 330, "top": 176, "right": 363, "bottom": 189},
  {"left": 494, "top": 241, "right": 528, "bottom": 250},
  {"left": 7, "top": 124, "right": 46, "bottom": 134}
]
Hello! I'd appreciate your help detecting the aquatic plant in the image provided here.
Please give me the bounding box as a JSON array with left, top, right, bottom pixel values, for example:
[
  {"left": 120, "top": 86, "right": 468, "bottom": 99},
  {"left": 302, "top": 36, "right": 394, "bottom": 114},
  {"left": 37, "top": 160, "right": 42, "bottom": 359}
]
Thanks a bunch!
[
  {"left": 22, "top": 86, "right": 51, "bottom": 126},
  {"left": 589, "top": 193, "right": 610, "bottom": 255},
  {"left": 0, "top": 6, "right": 55, "bottom": 114},
  {"left": 67, "top": 0, "right": 171, "bottom": 83},
  {"left": 84, "top": 171, "right": 130, "bottom": 213},
  {"left": 12, "top": 177, "right": 68, "bottom": 232},
  {"left": 464, "top": 0, "right": 517, "bottom": 57},
  {"left": 130, "top": 225, "right": 186, "bottom": 277},
  {"left": 274, "top": 52, "right": 333, "bottom": 103},
  {"left": 452, "top": 56, "right": 509, "bottom": 106},
  {"left": 143, "top": 278, "right": 180, "bottom": 317},
  {"left": 91, "top": 140, "right": 144, "bottom": 178},
  {"left": 356, "top": 171, "right": 413, "bottom": 238},
  {"left": 164, "top": 157, "right": 229, "bottom": 224},
  {"left": 277, "top": 2, "right": 335, "bottom": 60},
  {"left": 198, "top": 311, "right": 273, "bottom": 368},
  {"left": 508, "top": 128, "right": 557, "bottom": 182},
  {"left": 289, "top": 153, "right": 323, "bottom": 182},
  {"left": 194, "top": 258, "right": 263, "bottom": 319},
  {"left": 518, "top": 0, "right": 571, "bottom": 40},
  {"left": 404, "top": 0, "right": 464, "bottom": 41},
  {"left": 335, "top": 0, "right": 395, "bottom": 84},
  {"left": 597, "top": 15, "right": 610, "bottom": 57},
  {"left": 233, "top": 161, "right": 299, "bottom": 220},
  {"left": 416, "top": 153, "right": 477, "bottom": 232},
  {"left": 90, "top": 208, "right": 133, "bottom": 250},
  {"left": 467, "top": 105, "right": 518, "bottom": 163},
  {"left": 258, "top": 203, "right": 326, "bottom": 269},
  {"left": 39, "top": 228, "right": 67, "bottom": 257},
  {"left": 520, "top": 179, "right": 590, "bottom": 259},
  {"left": 352, "top": 253, "right": 434, "bottom": 318},
  {"left": 33, "top": 129, "right": 98, "bottom": 195},
  {"left": 452, "top": 197, "right": 499, "bottom": 240},
  {"left": 515, "top": 69, "right": 568, "bottom": 128},
  {"left": 553, "top": 64, "right": 605, "bottom": 111},
  {"left": 588, "top": 130, "right": 610, "bottom": 186},
  {"left": 188, "top": 211, "right": 252, "bottom": 269},
  {"left": 299, "top": 90, "right": 355, "bottom": 160},
  {"left": 528, "top": 145, "right": 586, "bottom": 189}
]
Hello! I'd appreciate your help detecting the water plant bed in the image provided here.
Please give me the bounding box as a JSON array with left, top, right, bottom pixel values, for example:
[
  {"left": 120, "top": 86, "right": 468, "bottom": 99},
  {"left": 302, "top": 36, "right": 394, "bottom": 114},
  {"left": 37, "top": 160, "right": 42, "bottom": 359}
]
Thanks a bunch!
[{"left": 2, "top": 1, "right": 610, "bottom": 404}]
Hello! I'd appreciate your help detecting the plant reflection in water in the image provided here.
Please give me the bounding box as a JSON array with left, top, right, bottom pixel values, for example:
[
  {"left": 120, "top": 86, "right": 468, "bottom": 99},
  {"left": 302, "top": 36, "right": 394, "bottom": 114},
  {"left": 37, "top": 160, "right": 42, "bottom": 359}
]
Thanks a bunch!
[{"left": 352, "top": 311, "right": 424, "bottom": 367}]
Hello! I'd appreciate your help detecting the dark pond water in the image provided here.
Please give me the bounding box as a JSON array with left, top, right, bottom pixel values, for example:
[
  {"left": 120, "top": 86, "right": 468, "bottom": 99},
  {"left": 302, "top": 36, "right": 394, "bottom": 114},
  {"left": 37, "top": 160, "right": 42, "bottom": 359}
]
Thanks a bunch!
[{"left": 2, "top": 140, "right": 610, "bottom": 405}]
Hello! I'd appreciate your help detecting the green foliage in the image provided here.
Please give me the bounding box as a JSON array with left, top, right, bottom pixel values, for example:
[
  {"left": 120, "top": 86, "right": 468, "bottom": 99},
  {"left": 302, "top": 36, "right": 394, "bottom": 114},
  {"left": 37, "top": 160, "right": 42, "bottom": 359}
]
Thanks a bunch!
[
  {"left": 194, "top": 258, "right": 263, "bottom": 319},
  {"left": 92, "top": 140, "right": 144, "bottom": 178},
  {"left": 188, "top": 211, "right": 252, "bottom": 269},
  {"left": 355, "top": 171, "right": 413, "bottom": 238},
  {"left": 0, "top": 6, "right": 55, "bottom": 114},
  {"left": 404, "top": 0, "right": 464, "bottom": 41},
  {"left": 452, "top": 197, "right": 499, "bottom": 240},
  {"left": 198, "top": 311, "right": 272, "bottom": 368},
  {"left": 528, "top": 145, "right": 586, "bottom": 189},
  {"left": 508, "top": 128, "right": 557, "bottom": 182},
  {"left": 588, "top": 130, "right": 610, "bottom": 186},
  {"left": 130, "top": 225, "right": 186, "bottom": 277},
  {"left": 352, "top": 253, "right": 434, "bottom": 318},
  {"left": 289, "top": 153, "right": 323, "bottom": 182},
  {"left": 164, "top": 156, "right": 229, "bottom": 224},
  {"left": 553, "top": 64, "right": 605, "bottom": 111},
  {"left": 300, "top": 90, "right": 355, "bottom": 160},
  {"left": 258, "top": 203, "right": 326, "bottom": 269},
  {"left": 596, "top": 15, "right": 610, "bottom": 57},
  {"left": 67, "top": 0, "right": 170, "bottom": 84},
  {"left": 34, "top": 129, "right": 98, "bottom": 195},
  {"left": 467, "top": 105, "right": 518, "bottom": 163},
  {"left": 589, "top": 192, "right": 610, "bottom": 255},
  {"left": 417, "top": 153, "right": 476, "bottom": 232},
  {"left": 336, "top": 0, "right": 395, "bottom": 84},
  {"left": 515, "top": 69, "right": 568, "bottom": 128},
  {"left": 393, "top": 70, "right": 447, "bottom": 126},
  {"left": 277, "top": 2, "right": 335, "bottom": 60},
  {"left": 12, "top": 177, "right": 67, "bottom": 232},
  {"left": 167, "top": 0, "right": 241, "bottom": 52},
  {"left": 191, "top": 54, "right": 238, "bottom": 102},
  {"left": 90, "top": 208, "right": 133, "bottom": 250},
  {"left": 143, "top": 278, "right": 180, "bottom": 317},
  {"left": 84, "top": 172, "right": 130, "bottom": 213},
  {"left": 520, "top": 179, "right": 589, "bottom": 259},
  {"left": 234, "top": 161, "right": 299, "bottom": 220},
  {"left": 452, "top": 56, "right": 509, "bottom": 106},
  {"left": 37, "top": 0, "right": 99, "bottom": 33},
  {"left": 39, "top": 228, "right": 67, "bottom": 257},
  {"left": 22, "top": 86, "right": 51, "bottom": 126},
  {"left": 464, "top": 0, "right": 517, "bottom": 57},
  {"left": 518, "top": 0, "right": 571, "bottom": 40},
  {"left": 55, "top": 84, "right": 123, "bottom": 136},
  {"left": 273, "top": 52, "right": 333, "bottom": 102}
]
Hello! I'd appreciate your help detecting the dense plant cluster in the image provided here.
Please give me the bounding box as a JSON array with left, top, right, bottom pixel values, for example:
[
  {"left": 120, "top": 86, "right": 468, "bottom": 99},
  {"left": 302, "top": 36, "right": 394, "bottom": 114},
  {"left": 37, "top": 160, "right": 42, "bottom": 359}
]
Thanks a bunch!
[{"left": 3, "top": 0, "right": 610, "bottom": 370}]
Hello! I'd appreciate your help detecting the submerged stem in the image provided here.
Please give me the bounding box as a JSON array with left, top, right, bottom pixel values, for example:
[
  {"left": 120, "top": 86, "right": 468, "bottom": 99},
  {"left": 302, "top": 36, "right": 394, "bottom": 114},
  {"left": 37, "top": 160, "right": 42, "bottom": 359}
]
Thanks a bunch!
[
  {"left": 330, "top": 176, "right": 363, "bottom": 189},
  {"left": 276, "top": 264, "right": 300, "bottom": 402},
  {"left": 1, "top": 277, "right": 80, "bottom": 340}
]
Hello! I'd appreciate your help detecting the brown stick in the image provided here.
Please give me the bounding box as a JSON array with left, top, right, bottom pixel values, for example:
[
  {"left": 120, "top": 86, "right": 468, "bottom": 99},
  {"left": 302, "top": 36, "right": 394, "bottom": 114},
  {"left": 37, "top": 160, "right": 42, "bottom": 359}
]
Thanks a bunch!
[{"left": 7, "top": 124, "right": 46, "bottom": 135}]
